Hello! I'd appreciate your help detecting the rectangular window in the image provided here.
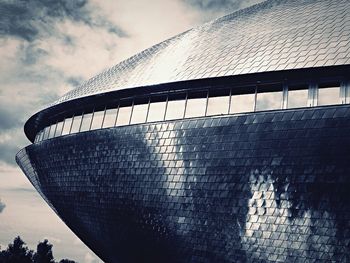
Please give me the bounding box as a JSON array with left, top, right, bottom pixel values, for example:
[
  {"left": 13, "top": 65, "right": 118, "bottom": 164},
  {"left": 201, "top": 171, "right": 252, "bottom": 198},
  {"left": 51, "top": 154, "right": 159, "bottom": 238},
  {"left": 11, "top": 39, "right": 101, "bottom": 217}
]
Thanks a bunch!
[
  {"left": 48, "top": 123, "right": 57, "bottom": 139},
  {"left": 90, "top": 109, "right": 105, "bottom": 130},
  {"left": 256, "top": 85, "right": 283, "bottom": 111},
  {"left": 62, "top": 117, "right": 73, "bottom": 135},
  {"left": 147, "top": 96, "right": 167, "bottom": 122},
  {"left": 185, "top": 90, "right": 207, "bottom": 118},
  {"left": 80, "top": 112, "right": 93, "bottom": 132},
  {"left": 288, "top": 85, "right": 308, "bottom": 108},
  {"left": 34, "top": 133, "right": 40, "bottom": 143},
  {"left": 38, "top": 130, "right": 44, "bottom": 142},
  {"left": 70, "top": 115, "right": 83, "bottom": 134},
  {"left": 116, "top": 100, "right": 133, "bottom": 126},
  {"left": 55, "top": 121, "right": 64, "bottom": 137},
  {"left": 130, "top": 98, "right": 149, "bottom": 124},
  {"left": 318, "top": 85, "right": 340, "bottom": 106},
  {"left": 230, "top": 87, "right": 256, "bottom": 113},
  {"left": 207, "top": 88, "right": 230, "bottom": 116},
  {"left": 165, "top": 93, "right": 186, "bottom": 120},
  {"left": 103, "top": 107, "right": 118, "bottom": 128},
  {"left": 43, "top": 126, "right": 50, "bottom": 140}
]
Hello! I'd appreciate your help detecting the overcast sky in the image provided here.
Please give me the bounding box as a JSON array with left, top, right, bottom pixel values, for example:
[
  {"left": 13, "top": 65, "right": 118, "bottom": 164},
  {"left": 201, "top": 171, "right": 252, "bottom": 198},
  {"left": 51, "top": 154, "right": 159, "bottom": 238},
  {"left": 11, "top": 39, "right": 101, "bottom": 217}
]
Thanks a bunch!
[{"left": 0, "top": 0, "right": 262, "bottom": 261}]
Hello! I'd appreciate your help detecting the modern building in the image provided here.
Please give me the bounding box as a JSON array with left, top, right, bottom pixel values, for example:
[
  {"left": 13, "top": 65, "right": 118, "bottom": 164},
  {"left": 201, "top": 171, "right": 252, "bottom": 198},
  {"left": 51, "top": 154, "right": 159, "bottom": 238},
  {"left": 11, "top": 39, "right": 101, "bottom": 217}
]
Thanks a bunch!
[{"left": 16, "top": 0, "right": 350, "bottom": 262}]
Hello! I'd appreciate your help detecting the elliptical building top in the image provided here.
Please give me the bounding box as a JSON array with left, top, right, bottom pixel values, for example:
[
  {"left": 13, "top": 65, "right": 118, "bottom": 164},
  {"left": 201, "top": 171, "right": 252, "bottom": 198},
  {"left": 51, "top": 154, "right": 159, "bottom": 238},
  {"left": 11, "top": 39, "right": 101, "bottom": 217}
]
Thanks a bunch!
[{"left": 55, "top": 0, "right": 350, "bottom": 105}]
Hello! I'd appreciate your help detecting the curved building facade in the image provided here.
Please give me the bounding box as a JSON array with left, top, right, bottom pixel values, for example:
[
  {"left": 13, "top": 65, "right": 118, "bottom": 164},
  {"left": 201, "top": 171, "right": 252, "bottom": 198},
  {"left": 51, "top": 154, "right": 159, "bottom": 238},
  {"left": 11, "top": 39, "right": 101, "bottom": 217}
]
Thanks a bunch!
[{"left": 17, "top": 0, "right": 350, "bottom": 262}]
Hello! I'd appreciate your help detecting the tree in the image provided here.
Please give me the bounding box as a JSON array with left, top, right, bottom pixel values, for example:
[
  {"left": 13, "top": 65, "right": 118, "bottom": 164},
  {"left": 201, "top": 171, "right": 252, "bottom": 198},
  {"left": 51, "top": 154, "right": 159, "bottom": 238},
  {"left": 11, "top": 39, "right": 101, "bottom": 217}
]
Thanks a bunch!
[
  {"left": 0, "top": 236, "right": 33, "bottom": 263},
  {"left": 0, "top": 237, "right": 76, "bottom": 263},
  {"left": 33, "top": 240, "right": 54, "bottom": 263}
]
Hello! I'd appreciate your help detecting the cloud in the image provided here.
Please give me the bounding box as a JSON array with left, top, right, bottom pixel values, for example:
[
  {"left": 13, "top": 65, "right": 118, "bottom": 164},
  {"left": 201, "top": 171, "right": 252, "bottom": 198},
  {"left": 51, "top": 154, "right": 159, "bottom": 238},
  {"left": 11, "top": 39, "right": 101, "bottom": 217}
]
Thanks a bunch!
[
  {"left": 44, "top": 236, "right": 62, "bottom": 244},
  {"left": 182, "top": 0, "right": 264, "bottom": 21},
  {"left": 0, "top": 106, "right": 22, "bottom": 132},
  {"left": 0, "top": 142, "right": 21, "bottom": 166},
  {"left": 0, "top": 0, "right": 131, "bottom": 167},
  {"left": 0, "top": 199, "right": 5, "bottom": 213},
  {"left": 184, "top": 0, "right": 243, "bottom": 11},
  {"left": 0, "top": 0, "right": 126, "bottom": 42},
  {"left": 84, "top": 252, "right": 99, "bottom": 263}
]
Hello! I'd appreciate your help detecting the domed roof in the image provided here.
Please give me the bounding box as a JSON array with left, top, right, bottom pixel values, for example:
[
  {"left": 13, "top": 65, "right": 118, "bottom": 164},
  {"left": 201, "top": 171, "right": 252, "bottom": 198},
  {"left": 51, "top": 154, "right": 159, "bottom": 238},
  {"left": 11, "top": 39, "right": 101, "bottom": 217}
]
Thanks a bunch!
[{"left": 55, "top": 0, "right": 350, "bottom": 105}]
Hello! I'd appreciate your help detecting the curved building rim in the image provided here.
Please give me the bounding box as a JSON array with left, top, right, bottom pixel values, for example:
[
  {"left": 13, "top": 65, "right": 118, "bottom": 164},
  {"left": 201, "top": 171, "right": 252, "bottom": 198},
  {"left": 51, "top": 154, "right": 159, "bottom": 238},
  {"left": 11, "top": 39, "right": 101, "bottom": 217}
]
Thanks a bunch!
[{"left": 24, "top": 65, "right": 350, "bottom": 142}]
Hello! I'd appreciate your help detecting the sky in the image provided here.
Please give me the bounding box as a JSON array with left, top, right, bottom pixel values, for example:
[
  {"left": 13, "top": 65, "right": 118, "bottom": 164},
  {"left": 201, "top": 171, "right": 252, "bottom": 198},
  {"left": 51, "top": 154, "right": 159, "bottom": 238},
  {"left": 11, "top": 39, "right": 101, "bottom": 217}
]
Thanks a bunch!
[{"left": 0, "top": 0, "right": 262, "bottom": 262}]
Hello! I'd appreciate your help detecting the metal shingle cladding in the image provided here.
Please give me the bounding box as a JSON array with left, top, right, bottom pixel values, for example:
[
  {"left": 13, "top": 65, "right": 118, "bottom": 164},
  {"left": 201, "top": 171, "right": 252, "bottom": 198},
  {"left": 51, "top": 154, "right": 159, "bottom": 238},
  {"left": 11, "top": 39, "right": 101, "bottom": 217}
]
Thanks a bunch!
[
  {"left": 16, "top": 106, "right": 350, "bottom": 262},
  {"left": 55, "top": 0, "right": 350, "bottom": 105}
]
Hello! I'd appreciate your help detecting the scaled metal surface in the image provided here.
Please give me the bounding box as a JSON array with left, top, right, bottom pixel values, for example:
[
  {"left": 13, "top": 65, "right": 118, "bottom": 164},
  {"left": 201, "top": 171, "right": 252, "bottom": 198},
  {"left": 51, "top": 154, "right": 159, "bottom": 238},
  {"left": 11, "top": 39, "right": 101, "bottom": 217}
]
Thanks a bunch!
[
  {"left": 17, "top": 106, "right": 350, "bottom": 262},
  {"left": 55, "top": 0, "right": 350, "bottom": 105}
]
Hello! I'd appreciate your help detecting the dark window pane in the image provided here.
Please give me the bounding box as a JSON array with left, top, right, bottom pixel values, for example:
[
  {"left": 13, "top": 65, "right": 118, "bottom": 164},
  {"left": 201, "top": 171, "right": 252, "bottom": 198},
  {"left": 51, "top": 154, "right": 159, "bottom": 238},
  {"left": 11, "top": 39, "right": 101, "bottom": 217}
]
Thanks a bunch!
[
  {"left": 318, "top": 86, "right": 340, "bottom": 106},
  {"left": 80, "top": 113, "right": 93, "bottom": 132},
  {"left": 103, "top": 108, "right": 118, "bottom": 128},
  {"left": 288, "top": 88, "right": 308, "bottom": 108},
  {"left": 70, "top": 115, "right": 83, "bottom": 133},
  {"left": 116, "top": 106, "right": 132, "bottom": 126},
  {"left": 55, "top": 121, "right": 64, "bottom": 137},
  {"left": 62, "top": 117, "right": 73, "bottom": 135},
  {"left": 130, "top": 103, "right": 148, "bottom": 124},
  {"left": 91, "top": 110, "right": 105, "bottom": 130}
]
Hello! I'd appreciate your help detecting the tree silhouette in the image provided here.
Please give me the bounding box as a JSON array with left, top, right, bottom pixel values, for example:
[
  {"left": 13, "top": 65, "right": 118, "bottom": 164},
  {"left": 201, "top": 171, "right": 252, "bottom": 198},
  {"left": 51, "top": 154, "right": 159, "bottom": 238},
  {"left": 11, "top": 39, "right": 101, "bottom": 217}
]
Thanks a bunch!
[
  {"left": 0, "top": 236, "right": 33, "bottom": 263},
  {"left": 33, "top": 240, "right": 55, "bottom": 263},
  {"left": 0, "top": 237, "right": 76, "bottom": 263}
]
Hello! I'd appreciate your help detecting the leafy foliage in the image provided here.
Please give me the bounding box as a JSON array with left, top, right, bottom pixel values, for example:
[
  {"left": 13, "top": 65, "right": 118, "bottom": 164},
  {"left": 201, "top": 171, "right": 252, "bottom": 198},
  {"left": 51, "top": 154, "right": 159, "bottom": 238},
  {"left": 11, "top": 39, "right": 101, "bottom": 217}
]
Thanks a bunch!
[{"left": 0, "top": 237, "right": 76, "bottom": 263}]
